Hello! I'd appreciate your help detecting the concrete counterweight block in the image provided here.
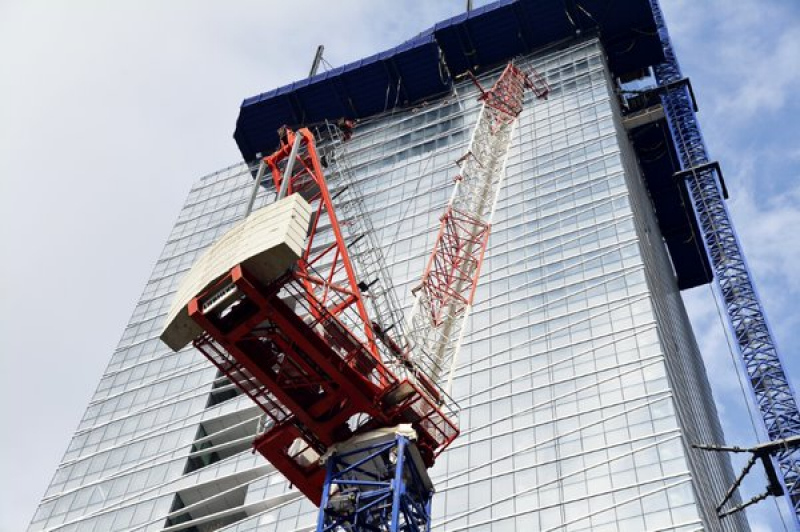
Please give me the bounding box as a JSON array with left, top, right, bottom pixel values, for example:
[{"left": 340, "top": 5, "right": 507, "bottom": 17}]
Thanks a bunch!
[{"left": 160, "top": 194, "right": 311, "bottom": 352}]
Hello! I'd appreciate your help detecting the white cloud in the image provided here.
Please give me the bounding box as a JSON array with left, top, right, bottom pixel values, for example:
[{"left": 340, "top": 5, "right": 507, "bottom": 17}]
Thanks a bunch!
[
  {"left": 731, "top": 181, "right": 800, "bottom": 292},
  {"left": 663, "top": 0, "right": 800, "bottom": 120},
  {"left": 716, "top": 26, "right": 800, "bottom": 118}
]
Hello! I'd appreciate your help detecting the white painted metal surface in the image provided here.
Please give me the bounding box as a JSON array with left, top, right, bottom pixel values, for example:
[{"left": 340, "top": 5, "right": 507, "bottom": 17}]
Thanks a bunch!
[
  {"left": 160, "top": 194, "right": 311, "bottom": 351},
  {"left": 407, "top": 69, "right": 525, "bottom": 394}
]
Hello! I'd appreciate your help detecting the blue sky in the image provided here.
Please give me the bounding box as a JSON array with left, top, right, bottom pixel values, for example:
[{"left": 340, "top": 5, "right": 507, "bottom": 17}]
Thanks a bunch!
[{"left": 0, "top": 1, "right": 798, "bottom": 531}]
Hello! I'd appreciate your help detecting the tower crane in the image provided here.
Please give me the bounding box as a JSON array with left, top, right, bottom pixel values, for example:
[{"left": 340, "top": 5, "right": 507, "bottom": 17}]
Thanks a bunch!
[
  {"left": 648, "top": 0, "right": 800, "bottom": 525},
  {"left": 160, "top": 62, "right": 548, "bottom": 531}
]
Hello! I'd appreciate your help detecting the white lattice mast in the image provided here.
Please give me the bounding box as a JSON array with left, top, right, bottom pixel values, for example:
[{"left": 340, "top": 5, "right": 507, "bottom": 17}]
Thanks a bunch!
[{"left": 407, "top": 63, "right": 549, "bottom": 392}]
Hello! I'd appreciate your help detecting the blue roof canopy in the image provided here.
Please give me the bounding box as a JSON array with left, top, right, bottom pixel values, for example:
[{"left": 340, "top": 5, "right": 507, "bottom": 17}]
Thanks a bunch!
[
  {"left": 233, "top": 0, "right": 663, "bottom": 162},
  {"left": 230, "top": 0, "right": 712, "bottom": 289}
]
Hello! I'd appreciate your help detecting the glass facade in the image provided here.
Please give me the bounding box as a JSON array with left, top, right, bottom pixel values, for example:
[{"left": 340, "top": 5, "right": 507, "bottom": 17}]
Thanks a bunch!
[{"left": 29, "top": 38, "right": 747, "bottom": 532}]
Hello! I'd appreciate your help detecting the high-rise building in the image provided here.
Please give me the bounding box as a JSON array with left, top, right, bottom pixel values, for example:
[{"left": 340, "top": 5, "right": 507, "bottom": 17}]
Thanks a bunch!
[{"left": 29, "top": 2, "right": 753, "bottom": 531}]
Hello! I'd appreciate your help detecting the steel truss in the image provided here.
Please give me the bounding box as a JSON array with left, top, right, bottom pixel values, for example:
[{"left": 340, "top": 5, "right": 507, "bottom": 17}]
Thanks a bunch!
[
  {"left": 650, "top": 0, "right": 800, "bottom": 523},
  {"left": 312, "top": 122, "right": 415, "bottom": 366},
  {"left": 407, "top": 63, "right": 548, "bottom": 391},
  {"left": 187, "top": 127, "right": 458, "bottom": 504},
  {"left": 694, "top": 436, "right": 800, "bottom": 520},
  {"left": 185, "top": 63, "right": 546, "bottom": 528},
  {"left": 317, "top": 430, "right": 433, "bottom": 532}
]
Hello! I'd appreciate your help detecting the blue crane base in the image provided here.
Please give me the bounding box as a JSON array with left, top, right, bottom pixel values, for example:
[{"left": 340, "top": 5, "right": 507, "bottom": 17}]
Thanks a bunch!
[{"left": 316, "top": 428, "right": 434, "bottom": 532}]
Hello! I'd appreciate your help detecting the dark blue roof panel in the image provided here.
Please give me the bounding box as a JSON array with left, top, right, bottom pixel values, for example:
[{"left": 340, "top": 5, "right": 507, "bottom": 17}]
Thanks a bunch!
[
  {"left": 231, "top": 0, "right": 710, "bottom": 289},
  {"left": 234, "top": 0, "right": 663, "bottom": 162},
  {"left": 630, "top": 119, "right": 713, "bottom": 289},
  {"left": 234, "top": 33, "right": 446, "bottom": 159}
]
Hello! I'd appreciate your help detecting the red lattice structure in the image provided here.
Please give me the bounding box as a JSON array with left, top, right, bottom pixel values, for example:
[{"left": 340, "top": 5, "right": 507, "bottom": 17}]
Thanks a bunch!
[
  {"left": 183, "top": 62, "right": 546, "bottom": 507},
  {"left": 407, "top": 63, "right": 548, "bottom": 390},
  {"left": 188, "top": 128, "right": 458, "bottom": 505}
]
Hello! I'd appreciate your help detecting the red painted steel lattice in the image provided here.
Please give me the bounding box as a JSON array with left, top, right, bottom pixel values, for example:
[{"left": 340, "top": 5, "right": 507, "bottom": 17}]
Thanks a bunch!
[
  {"left": 188, "top": 128, "right": 458, "bottom": 505},
  {"left": 407, "top": 63, "right": 548, "bottom": 388},
  {"left": 184, "top": 62, "right": 546, "bottom": 507}
]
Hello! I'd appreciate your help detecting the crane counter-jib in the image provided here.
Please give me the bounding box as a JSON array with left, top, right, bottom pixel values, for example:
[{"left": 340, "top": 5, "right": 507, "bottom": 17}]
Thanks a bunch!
[{"left": 159, "top": 126, "right": 459, "bottom": 506}]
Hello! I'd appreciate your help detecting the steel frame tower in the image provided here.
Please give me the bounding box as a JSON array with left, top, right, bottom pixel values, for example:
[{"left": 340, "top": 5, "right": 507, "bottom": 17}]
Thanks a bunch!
[
  {"left": 650, "top": 0, "right": 800, "bottom": 524},
  {"left": 317, "top": 430, "right": 434, "bottom": 532}
]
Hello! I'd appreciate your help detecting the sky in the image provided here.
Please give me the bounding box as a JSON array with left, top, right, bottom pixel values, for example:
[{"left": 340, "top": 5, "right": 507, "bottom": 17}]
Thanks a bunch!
[{"left": 0, "top": 1, "right": 798, "bottom": 531}]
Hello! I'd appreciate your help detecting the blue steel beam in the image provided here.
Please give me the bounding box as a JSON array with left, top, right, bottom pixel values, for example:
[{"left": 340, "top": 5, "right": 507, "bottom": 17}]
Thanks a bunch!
[
  {"left": 317, "top": 433, "right": 433, "bottom": 532},
  {"left": 649, "top": 0, "right": 800, "bottom": 525}
]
